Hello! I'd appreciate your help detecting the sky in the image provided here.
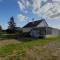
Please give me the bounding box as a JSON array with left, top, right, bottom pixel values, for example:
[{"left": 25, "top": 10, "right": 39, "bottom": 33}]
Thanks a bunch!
[{"left": 0, "top": 0, "right": 60, "bottom": 29}]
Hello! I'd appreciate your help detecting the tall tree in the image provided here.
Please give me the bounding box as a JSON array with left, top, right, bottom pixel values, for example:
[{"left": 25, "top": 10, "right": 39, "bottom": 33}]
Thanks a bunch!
[
  {"left": 7, "top": 16, "right": 16, "bottom": 33},
  {"left": 0, "top": 25, "right": 2, "bottom": 34},
  {"left": 0, "top": 25, "right": 2, "bottom": 31}
]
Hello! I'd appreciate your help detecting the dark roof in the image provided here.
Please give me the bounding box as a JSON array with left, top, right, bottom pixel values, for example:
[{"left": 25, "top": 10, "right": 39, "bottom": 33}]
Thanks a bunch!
[{"left": 23, "top": 19, "right": 46, "bottom": 28}]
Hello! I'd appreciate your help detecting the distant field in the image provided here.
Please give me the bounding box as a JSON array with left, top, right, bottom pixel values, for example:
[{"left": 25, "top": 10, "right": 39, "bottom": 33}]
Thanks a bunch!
[{"left": 0, "top": 36, "right": 60, "bottom": 60}]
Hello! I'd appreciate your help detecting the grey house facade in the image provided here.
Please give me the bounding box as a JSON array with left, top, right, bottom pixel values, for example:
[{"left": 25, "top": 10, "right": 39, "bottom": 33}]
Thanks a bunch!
[{"left": 23, "top": 19, "right": 60, "bottom": 38}]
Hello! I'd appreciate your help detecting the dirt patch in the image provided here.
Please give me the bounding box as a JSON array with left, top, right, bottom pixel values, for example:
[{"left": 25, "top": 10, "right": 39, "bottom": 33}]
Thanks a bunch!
[
  {"left": 0, "top": 39, "right": 60, "bottom": 60},
  {"left": 0, "top": 39, "right": 21, "bottom": 46},
  {"left": 24, "top": 41, "right": 60, "bottom": 60}
]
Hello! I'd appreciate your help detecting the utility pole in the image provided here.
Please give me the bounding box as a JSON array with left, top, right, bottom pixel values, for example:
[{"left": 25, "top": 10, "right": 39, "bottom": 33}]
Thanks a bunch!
[
  {"left": 32, "top": 18, "right": 34, "bottom": 24},
  {"left": 32, "top": 18, "right": 34, "bottom": 23}
]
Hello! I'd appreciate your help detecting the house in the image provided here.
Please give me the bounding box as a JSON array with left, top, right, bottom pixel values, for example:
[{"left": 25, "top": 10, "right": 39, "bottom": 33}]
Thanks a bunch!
[{"left": 23, "top": 19, "right": 60, "bottom": 38}]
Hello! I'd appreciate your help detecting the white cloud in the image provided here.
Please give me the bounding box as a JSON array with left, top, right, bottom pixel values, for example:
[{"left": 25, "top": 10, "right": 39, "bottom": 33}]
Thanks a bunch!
[
  {"left": 17, "top": 1, "right": 25, "bottom": 10},
  {"left": 32, "top": 0, "right": 60, "bottom": 19},
  {"left": 32, "top": 0, "right": 41, "bottom": 15},
  {"left": 44, "top": 2, "right": 60, "bottom": 18},
  {"left": 17, "top": 0, "right": 60, "bottom": 19},
  {"left": 17, "top": 14, "right": 28, "bottom": 21},
  {"left": 53, "top": 0, "right": 60, "bottom": 2},
  {"left": 17, "top": 14, "right": 26, "bottom": 21},
  {"left": 17, "top": 0, "right": 30, "bottom": 11},
  {"left": 26, "top": 0, "right": 30, "bottom": 7},
  {"left": 32, "top": 0, "right": 60, "bottom": 18}
]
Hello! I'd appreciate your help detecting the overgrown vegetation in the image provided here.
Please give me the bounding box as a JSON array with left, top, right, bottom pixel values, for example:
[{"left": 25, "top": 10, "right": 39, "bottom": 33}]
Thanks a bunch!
[{"left": 0, "top": 36, "right": 60, "bottom": 60}]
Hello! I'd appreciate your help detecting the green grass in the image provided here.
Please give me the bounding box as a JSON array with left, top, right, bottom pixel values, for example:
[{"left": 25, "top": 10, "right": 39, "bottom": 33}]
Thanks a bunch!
[
  {"left": 0, "top": 34, "right": 16, "bottom": 40},
  {"left": 0, "top": 36, "right": 60, "bottom": 60},
  {"left": 0, "top": 36, "right": 60, "bottom": 56}
]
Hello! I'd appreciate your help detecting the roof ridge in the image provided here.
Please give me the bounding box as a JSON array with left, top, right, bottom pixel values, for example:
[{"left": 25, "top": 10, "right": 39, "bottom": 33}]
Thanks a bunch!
[
  {"left": 23, "top": 19, "right": 46, "bottom": 28},
  {"left": 30, "top": 19, "right": 43, "bottom": 23}
]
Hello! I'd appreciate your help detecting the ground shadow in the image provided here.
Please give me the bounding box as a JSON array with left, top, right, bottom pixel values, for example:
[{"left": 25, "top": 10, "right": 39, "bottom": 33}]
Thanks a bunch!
[{"left": 0, "top": 34, "right": 45, "bottom": 42}]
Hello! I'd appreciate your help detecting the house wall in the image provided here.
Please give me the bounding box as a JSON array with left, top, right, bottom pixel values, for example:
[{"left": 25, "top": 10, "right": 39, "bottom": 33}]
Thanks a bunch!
[
  {"left": 29, "top": 27, "right": 46, "bottom": 38},
  {"left": 30, "top": 29, "right": 40, "bottom": 38},
  {"left": 52, "top": 28, "right": 60, "bottom": 35},
  {"left": 46, "top": 27, "right": 60, "bottom": 37},
  {"left": 23, "top": 28, "right": 32, "bottom": 32},
  {"left": 23, "top": 27, "right": 60, "bottom": 38}
]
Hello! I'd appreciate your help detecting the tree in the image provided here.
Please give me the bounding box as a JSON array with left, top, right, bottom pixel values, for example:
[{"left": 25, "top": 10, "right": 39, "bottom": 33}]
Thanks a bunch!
[
  {"left": 0, "top": 25, "right": 2, "bottom": 31},
  {"left": 7, "top": 16, "right": 16, "bottom": 33},
  {"left": 0, "top": 25, "right": 2, "bottom": 34}
]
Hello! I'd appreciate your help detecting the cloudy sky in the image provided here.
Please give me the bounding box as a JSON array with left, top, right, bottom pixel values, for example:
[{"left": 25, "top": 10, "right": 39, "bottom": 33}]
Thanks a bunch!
[{"left": 0, "top": 0, "right": 60, "bottom": 29}]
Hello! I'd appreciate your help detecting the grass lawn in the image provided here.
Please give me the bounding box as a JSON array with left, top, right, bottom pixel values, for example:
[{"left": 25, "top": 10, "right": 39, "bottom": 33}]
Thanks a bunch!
[{"left": 0, "top": 36, "right": 60, "bottom": 60}]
